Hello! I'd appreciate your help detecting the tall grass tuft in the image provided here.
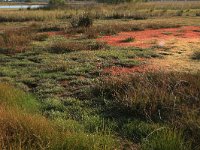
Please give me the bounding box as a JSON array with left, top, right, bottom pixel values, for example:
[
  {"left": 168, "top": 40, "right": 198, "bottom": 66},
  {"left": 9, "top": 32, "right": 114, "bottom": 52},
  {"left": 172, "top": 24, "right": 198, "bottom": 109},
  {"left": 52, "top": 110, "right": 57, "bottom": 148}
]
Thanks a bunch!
[
  {"left": 0, "top": 83, "right": 39, "bottom": 113},
  {"left": 0, "top": 107, "right": 55, "bottom": 150},
  {"left": 142, "top": 128, "right": 191, "bottom": 150}
]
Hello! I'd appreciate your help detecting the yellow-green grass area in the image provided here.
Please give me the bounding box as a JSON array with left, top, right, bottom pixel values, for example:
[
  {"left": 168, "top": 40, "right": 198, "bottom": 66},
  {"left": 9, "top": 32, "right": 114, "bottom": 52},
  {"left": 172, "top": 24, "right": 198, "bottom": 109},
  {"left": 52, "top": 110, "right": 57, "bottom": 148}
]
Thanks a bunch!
[
  {"left": 0, "top": 1, "right": 200, "bottom": 22},
  {"left": 97, "top": 1, "right": 200, "bottom": 10},
  {"left": 95, "top": 17, "right": 200, "bottom": 27},
  {"left": 0, "top": 2, "right": 200, "bottom": 150},
  {"left": 0, "top": 83, "right": 118, "bottom": 150}
]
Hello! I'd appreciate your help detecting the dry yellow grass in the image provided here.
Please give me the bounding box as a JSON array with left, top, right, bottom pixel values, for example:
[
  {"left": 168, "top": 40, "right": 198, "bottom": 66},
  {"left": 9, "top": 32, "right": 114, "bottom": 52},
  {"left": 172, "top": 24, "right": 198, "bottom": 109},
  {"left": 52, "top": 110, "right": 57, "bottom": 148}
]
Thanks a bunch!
[
  {"left": 0, "top": 106, "right": 56, "bottom": 150},
  {"left": 149, "top": 39, "right": 200, "bottom": 72}
]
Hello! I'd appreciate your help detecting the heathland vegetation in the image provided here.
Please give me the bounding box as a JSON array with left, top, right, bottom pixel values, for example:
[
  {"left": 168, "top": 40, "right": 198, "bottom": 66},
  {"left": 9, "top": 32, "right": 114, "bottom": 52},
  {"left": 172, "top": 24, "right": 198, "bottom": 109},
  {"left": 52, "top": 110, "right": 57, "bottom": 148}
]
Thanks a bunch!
[{"left": 0, "top": 1, "right": 200, "bottom": 149}]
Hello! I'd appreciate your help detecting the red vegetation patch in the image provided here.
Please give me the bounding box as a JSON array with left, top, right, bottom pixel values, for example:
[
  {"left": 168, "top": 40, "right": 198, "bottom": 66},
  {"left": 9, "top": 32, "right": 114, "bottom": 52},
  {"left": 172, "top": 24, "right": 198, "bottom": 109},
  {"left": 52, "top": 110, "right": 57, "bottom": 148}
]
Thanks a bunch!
[{"left": 98, "top": 26, "right": 200, "bottom": 48}]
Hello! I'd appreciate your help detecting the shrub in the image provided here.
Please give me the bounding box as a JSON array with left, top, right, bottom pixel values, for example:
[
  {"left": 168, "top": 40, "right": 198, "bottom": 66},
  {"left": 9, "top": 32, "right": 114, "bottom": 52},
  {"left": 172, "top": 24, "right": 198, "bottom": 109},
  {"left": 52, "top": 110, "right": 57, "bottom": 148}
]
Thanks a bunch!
[{"left": 70, "top": 15, "right": 93, "bottom": 28}]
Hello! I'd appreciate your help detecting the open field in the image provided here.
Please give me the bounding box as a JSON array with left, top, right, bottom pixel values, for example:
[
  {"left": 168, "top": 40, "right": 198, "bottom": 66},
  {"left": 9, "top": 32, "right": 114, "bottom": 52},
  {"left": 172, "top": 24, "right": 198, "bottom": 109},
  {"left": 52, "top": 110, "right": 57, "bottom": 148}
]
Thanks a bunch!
[{"left": 0, "top": 1, "right": 200, "bottom": 150}]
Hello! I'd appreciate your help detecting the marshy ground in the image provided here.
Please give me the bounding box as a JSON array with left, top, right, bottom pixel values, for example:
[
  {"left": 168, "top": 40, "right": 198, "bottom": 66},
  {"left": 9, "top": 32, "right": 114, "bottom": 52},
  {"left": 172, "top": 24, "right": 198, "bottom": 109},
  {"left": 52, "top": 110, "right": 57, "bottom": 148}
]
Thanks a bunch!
[
  {"left": 99, "top": 26, "right": 200, "bottom": 74},
  {"left": 0, "top": 1, "right": 200, "bottom": 150}
]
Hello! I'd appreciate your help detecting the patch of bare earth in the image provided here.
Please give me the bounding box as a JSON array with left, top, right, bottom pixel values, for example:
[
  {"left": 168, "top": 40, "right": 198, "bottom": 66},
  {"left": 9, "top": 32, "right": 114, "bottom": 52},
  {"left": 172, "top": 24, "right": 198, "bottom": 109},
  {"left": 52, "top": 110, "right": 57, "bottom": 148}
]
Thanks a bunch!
[{"left": 98, "top": 26, "right": 200, "bottom": 74}]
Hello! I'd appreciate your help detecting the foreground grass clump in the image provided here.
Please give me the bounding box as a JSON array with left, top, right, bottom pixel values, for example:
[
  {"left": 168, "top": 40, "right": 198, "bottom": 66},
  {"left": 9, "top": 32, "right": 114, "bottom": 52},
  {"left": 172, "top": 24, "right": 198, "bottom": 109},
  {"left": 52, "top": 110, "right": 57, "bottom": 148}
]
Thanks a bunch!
[
  {"left": 93, "top": 72, "right": 200, "bottom": 148},
  {"left": 0, "top": 107, "right": 55, "bottom": 149},
  {"left": 0, "top": 106, "right": 117, "bottom": 150},
  {"left": 142, "top": 128, "right": 190, "bottom": 150},
  {"left": 94, "top": 72, "right": 200, "bottom": 121},
  {"left": 0, "top": 83, "right": 118, "bottom": 150},
  {"left": 0, "top": 83, "right": 39, "bottom": 113}
]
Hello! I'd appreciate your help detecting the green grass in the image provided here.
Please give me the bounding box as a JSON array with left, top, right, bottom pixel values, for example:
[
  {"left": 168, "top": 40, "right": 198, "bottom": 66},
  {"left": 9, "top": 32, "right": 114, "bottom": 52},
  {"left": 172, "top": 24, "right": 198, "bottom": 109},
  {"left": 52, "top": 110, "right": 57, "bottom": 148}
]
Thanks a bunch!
[
  {"left": 0, "top": 83, "right": 39, "bottom": 113},
  {"left": 142, "top": 129, "right": 191, "bottom": 150}
]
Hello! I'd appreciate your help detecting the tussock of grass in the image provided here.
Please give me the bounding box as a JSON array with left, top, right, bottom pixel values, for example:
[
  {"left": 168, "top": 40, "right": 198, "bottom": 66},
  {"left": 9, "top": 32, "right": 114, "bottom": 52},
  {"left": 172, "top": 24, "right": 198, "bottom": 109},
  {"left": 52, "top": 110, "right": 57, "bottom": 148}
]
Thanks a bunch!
[
  {"left": 122, "top": 120, "right": 160, "bottom": 143},
  {"left": 0, "top": 106, "right": 117, "bottom": 150},
  {"left": 142, "top": 129, "right": 191, "bottom": 150},
  {"left": 0, "top": 83, "right": 39, "bottom": 113},
  {"left": 0, "top": 107, "right": 55, "bottom": 149}
]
